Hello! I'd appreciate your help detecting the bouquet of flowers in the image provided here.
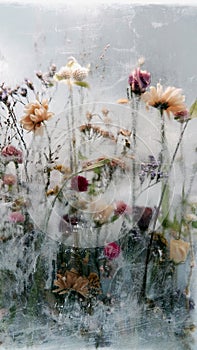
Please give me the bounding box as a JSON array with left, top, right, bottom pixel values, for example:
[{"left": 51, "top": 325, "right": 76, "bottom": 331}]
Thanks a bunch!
[{"left": 0, "top": 55, "right": 197, "bottom": 348}]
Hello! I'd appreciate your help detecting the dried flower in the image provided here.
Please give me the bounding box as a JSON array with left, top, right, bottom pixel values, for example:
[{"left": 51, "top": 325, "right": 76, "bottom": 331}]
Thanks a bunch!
[
  {"left": 118, "top": 128, "right": 132, "bottom": 137},
  {"left": 2, "top": 174, "right": 16, "bottom": 186},
  {"left": 132, "top": 206, "right": 153, "bottom": 231},
  {"left": 8, "top": 211, "right": 25, "bottom": 223},
  {"left": 55, "top": 66, "right": 72, "bottom": 80},
  {"left": 55, "top": 57, "right": 89, "bottom": 84},
  {"left": 104, "top": 242, "right": 121, "bottom": 260},
  {"left": 53, "top": 268, "right": 101, "bottom": 298},
  {"left": 71, "top": 175, "right": 89, "bottom": 192},
  {"left": 174, "top": 109, "right": 190, "bottom": 123},
  {"left": 20, "top": 99, "right": 53, "bottom": 134},
  {"left": 114, "top": 201, "right": 132, "bottom": 216},
  {"left": 72, "top": 67, "right": 89, "bottom": 81},
  {"left": 1, "top": 145, "right": 23, "bottom": 164},
  {"left": 170, "top": 239, "right": 190, "bottom": 264},
  {"left": 90, "top": 201, "right": 114, "bottom": 224},
  {"left": 142, "top": 83, "right": 186, "bottom": 117},
  {"left": 46, "top": 185, "right": 59, "bottom": 196},
  {"left": 128, "top": 67, "right": 151, "bottom": 95},
  {"left": 20, "top": 87, "right": 27, "bottom": 97},
  {"left": 24, "top": 79, "right": 34, "bottom": 91}
]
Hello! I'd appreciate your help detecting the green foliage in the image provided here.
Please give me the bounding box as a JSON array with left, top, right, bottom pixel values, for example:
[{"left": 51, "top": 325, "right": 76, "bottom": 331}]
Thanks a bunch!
[
  {"left": 192, "top": 221, "right": 197, "bottom": 229},
  {"left": 189, "top": 99, "right": 197, "bottom": 118},
  {"left": 74, "top": 81, "right": 90, "bottom": 88}
]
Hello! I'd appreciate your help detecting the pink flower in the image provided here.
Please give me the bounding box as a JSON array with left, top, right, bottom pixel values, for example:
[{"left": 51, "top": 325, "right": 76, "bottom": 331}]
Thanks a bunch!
[
  {"left": 173, "top": 109, "right": 190, "bottom": 123},
  {"left": 2, "top": 174, "right": 16, "bottom": 186},
  {"left": 1, "top": 145, "right": 23, "bottom": 164},
  {"left": 114, "top": 201, "right": 132, "bottom": 216},
  {"left": 104, "top": 242, "right": 121, "bottom": 260},
  {"left": 128, "top": 67, "right": 151, "bottom": 95},
  {"left": 71, "top": 175, "right": 89, "bottom": 192},
  {"left": 9, "top": 211, "right": 25, "bottom": 223}
]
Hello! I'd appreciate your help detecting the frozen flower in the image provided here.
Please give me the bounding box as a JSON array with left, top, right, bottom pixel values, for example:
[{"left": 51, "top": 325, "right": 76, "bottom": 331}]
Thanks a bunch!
[
  {"left": 170, "top": 239, "right": 190, "bottom": 264},
  {"left": 90, "top": 201, "right": 114, "bottom": 225},
  {"left": 72, "top": 67, "right": 89, "bottom": 81},
  {"left": 8, "top": 211, "right": 25, "bottom": 223},
  {"left": 59, "top": 214, "right": 79, "bottom": 235},
  {"left": 143, "top": 83, "right": 186, "bottom": 117},
  {"left": 20, "top": 99, "right": 53, "bottom": 134},
  {"left": 128, "top": 67, "right": 151, "bottom": 95},
  {"left": 53, "top": 268, "right": 101, "bottom": 297},
  {"left": 55, "top": 57, "right": 89, "bottom": 83},
  {"left": 2, "top": 174, "right": 16, "bottom": 186},
  {"left": 114, "top": 201, "right": 132, "bottom": 216},
  {"left": 71, "top": 175, "right": 89, "bottom": 192},
  {"left": 1, "top": 145, "right": 23, "bottom": 164},
  {"left": 104, "top": 242, "right": 121, "bottom": 260},
  {"left": 174, "top": 109, "right": 190, "bottom": 123},
  {"left": 55, "top": 66, "right": 72, "bottom": 80},
  {"left": 132, "top": 206, "right": 153, "bottom": 231}
]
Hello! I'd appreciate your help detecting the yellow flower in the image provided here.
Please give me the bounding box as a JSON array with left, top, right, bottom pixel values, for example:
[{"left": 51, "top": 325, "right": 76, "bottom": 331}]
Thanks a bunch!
[
  {"left": 20, "top": 99, "right": 53, "bottom": 134},
  {"left": 142, "top": 83, "right": 186, "bottom": 117}
]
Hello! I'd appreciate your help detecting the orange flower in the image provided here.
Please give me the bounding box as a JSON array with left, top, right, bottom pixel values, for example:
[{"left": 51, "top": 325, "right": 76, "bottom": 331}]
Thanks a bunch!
[
  {"left": 142, "top": 83, "right": 186, "bottom": 117},
  {"left": 20, "top": 99, "right": 53, "bottom": 134}
]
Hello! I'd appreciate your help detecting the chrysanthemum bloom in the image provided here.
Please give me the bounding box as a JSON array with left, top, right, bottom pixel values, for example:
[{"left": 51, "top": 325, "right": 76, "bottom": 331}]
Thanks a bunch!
[
  {"left": 9, "top": 211, "right": 25, "bottom": 223},
  {"left": 71, "top": 175, "right": 89, "bottom": 192},
  {"left": 1, "top": 145, "right": 23, "bottom": 164},
  {"left": 142, "top": 83, "right": 186, "bottom": 117},
  {"left": 114, "top": 201, "right": 132, "bottom": 216},
  {"left": 20, "top": 99, "right": 53, "bottom": 133},
  {"left": 3, "top": 174, "right": 16, "bottom": 186},
  {"left": 104, "top": 242, "right": 121, "bottom": 260},
  {"left": 128, "top": 67, "right": 151, "bottom": 95}
]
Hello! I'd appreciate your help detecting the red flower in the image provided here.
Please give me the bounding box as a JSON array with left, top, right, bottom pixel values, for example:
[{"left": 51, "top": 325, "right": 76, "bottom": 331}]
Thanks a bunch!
[
  {"left": 1, "top": 145, "right": 23, "bottom": 164},
  {"left": 132, "top": 206, "right": 153, "bottom": 231},
  {"left": 104, "top": 242, "right": 121, "bottom": 260},
  {"left": 128, "top": 68, "right": 151, "bottom": 95},
  {"left": 114, "top": 201, "right": 132, "bottom": 216},
  {"left": 71, "top": 175, "right": 88, "bottom": 192}
]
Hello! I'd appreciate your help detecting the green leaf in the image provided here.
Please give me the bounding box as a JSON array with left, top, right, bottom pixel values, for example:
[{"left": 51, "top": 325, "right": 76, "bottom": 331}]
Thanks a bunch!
[
  {"left": 192, "top": 221, "right": 197, "bottom": 229},
  {"left": 74, "top": 81, "right": 90, "bottom": 88},
  {"left": 189, "top": 99, "right": 197, "bottom": 118}
]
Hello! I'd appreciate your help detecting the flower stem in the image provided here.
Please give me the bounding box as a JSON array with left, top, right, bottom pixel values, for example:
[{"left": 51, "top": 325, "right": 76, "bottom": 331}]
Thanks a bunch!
[{"left": 139, "top": 118, "right": 190, "bottom": 302}]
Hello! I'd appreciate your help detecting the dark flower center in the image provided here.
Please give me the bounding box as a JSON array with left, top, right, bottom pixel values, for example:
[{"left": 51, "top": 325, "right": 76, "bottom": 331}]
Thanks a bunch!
[{"left": 154, "top": 101, "right": 169, "bottom": 110}]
